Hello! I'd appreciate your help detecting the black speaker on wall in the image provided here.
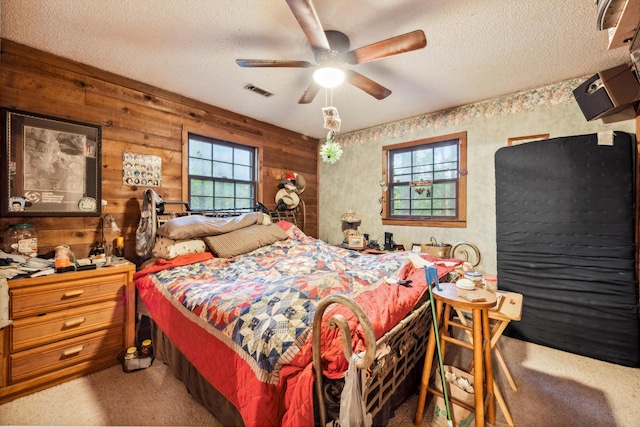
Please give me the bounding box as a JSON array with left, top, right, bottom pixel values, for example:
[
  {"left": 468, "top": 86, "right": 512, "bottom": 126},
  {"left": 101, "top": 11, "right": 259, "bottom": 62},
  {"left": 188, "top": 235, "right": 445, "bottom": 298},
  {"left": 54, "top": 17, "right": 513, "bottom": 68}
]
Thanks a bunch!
[{"left": 573, "top": 64, "right": 640, "bottom": 121}]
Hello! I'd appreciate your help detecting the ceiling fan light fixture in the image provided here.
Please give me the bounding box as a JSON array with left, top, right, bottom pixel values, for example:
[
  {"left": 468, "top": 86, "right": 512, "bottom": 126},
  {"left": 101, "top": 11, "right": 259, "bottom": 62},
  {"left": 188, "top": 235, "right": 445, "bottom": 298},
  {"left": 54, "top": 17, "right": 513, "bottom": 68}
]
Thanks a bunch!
[{"left": 313, "top": 66, "right": 345, "bottom": 88}]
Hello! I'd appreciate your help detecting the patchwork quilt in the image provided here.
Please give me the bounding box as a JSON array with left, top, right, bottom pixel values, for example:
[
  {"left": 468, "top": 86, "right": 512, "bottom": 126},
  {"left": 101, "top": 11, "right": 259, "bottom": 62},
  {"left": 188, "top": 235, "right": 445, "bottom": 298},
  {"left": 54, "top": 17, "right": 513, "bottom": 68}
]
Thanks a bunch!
[{"left": 134, "top": 222, "right": 456, "bottom": 426}]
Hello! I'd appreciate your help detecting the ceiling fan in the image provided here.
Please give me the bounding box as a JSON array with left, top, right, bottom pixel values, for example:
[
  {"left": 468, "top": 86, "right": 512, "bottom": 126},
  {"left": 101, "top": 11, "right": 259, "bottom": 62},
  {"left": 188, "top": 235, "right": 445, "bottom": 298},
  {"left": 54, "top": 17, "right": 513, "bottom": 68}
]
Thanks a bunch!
[{"left": 236, "top": 0, "right": 427, "bottom": 104}]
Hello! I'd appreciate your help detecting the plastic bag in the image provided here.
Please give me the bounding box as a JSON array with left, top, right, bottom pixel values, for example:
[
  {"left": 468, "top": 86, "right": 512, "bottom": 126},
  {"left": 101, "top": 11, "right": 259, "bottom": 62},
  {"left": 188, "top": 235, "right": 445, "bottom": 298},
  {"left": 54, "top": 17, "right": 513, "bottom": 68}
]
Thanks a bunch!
[
  {"left": 432, "top": 365, "right": 475, "bottom": 427},
  {"left": 339, "top": 354, "right": 372, "bottom": 427}
]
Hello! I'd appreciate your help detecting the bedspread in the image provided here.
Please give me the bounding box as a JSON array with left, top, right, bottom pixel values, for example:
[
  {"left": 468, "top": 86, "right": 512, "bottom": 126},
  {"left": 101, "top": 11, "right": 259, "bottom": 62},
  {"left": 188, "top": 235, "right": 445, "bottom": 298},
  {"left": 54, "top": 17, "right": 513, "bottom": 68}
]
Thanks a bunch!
[{"left": 135, "top": 223, "right": 457, "bottom": 426}]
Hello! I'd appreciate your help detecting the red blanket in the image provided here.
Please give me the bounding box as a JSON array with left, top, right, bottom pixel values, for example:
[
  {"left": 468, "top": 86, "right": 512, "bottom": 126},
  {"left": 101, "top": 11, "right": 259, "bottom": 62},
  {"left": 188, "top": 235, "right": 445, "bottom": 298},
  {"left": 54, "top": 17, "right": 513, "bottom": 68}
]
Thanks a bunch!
[{"left": 135, "top": 225, "right": 457, "bottom": 426}]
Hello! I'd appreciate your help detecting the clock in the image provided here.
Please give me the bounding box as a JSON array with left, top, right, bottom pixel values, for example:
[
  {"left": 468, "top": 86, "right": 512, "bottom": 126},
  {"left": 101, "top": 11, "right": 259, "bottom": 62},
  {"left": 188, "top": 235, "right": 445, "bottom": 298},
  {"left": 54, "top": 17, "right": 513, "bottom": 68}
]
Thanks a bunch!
[{"left": 78, "top": 196, "right": 97, "bottom": 212}]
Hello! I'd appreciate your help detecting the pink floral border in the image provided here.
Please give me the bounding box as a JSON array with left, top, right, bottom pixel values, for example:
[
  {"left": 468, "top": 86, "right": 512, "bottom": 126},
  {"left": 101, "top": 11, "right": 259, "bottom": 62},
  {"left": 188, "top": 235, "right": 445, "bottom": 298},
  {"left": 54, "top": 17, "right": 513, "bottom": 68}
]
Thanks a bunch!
[{"left": 337, "top": 76, "right": 588, "bottom": 146}]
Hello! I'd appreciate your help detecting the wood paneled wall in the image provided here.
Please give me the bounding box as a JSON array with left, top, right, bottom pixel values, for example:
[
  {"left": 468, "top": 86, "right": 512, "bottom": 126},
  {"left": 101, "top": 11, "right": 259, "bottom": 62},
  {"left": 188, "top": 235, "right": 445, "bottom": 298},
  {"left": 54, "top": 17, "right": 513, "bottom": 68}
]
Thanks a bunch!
[{"left": 0, "top": 39, "right": 318, "bottom": 265}]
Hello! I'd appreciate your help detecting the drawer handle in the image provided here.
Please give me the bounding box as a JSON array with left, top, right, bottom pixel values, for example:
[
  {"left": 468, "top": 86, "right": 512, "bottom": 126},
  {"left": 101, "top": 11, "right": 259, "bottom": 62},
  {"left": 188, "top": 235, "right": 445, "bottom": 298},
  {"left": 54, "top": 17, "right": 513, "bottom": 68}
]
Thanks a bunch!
[
  {"left": 63, "top": 289, "right": 85, "bottom": 298},
  {"left": 62, "top": 345, "right": 84, "bottom": 357},
  {"left": 63, "top": 317, "right": 87, "bottom": 328}
]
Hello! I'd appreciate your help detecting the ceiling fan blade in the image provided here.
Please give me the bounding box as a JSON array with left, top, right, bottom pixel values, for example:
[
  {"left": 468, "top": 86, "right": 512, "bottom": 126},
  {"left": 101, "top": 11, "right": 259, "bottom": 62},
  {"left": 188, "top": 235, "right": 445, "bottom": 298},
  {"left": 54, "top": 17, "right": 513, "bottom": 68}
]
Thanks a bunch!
[
  {"left": 345, "top": 70, "right": 392, "bottom": 100},
  {"left": 298, "top": 81, "right": 321, "bottom": 104},
  {"left": 236, "top": 59, "right": 313, "bottom": 68},
  {"left": 285, "top": 0, "right": 331, "bottom": 51},
  {"left": 345, "top": 29, "right": 427, "bottom": 65}
]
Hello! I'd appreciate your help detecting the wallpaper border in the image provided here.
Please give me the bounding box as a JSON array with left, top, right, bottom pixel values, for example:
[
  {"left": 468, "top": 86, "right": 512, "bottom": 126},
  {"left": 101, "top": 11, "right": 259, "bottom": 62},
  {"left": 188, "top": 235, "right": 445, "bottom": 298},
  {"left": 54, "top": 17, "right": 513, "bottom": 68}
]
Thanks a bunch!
[{"left": 336, "top": 76, "right": 588, "bottom": 146}]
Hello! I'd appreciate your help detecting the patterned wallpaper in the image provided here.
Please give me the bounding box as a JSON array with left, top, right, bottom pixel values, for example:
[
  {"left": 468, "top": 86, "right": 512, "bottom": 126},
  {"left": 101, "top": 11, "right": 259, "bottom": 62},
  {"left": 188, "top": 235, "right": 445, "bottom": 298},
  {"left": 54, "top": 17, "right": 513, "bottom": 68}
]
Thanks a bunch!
[
  {"left": 333, "top": 76, "right": 588, "bottom": 147},
  {"left": 318, "top": 74, "right": 637, "bottom": 274}
]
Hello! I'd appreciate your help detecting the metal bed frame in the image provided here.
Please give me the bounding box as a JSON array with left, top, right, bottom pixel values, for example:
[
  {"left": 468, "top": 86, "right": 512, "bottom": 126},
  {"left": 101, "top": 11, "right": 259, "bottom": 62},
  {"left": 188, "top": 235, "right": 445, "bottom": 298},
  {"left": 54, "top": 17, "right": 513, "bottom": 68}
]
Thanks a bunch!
[
  {"left": 155, "top": 200, "right": 300, "bottom": 228},
  {"left": 313, "top": 294, "right": 431, "bottom": 425}
]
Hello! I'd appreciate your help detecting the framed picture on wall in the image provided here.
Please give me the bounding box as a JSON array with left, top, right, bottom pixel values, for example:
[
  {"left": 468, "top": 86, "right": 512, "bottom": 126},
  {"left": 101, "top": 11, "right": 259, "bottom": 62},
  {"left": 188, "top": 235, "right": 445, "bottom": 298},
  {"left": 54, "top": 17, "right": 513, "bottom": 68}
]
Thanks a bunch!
[{"left": 1, "top": 108, "right": 102, "bottom": 216}]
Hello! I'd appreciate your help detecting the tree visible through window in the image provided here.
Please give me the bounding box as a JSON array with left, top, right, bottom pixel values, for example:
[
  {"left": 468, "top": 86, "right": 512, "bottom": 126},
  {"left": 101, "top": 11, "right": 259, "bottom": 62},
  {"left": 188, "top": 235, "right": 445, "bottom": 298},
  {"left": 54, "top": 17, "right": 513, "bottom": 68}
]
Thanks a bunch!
[
  {"left": 382, "top": 132, "right": 467, "bottom": 227},
  {"left": 187, "top": 133, "right": 256, "bottom": 211}
]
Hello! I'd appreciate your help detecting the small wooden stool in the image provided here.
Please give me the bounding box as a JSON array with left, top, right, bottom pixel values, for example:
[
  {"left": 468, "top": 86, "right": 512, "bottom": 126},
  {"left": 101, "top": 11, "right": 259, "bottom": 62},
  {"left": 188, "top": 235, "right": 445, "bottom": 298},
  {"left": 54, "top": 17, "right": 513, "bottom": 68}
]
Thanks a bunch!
[
  {"left": 415, "top": 283, "right": 497, "bottom": 427},
  {"left": 455, "top": 291, "right": 523, "bottom": 426}
]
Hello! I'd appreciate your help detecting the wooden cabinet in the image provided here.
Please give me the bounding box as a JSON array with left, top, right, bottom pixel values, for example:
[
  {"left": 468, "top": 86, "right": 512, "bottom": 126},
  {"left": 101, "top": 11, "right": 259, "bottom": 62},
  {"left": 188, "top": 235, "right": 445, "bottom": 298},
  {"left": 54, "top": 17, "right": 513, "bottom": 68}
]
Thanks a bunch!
[{"left": 0, "top": 262, "right": 136, "bottom": 403}]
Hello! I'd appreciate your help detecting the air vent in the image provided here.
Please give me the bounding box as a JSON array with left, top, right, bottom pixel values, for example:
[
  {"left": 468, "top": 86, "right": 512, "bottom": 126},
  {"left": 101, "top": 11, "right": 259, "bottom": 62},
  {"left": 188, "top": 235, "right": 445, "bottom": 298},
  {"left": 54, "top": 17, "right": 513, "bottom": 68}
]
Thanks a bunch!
[{"left": 244, "top": 84, "right": 274, "bottom": 97}]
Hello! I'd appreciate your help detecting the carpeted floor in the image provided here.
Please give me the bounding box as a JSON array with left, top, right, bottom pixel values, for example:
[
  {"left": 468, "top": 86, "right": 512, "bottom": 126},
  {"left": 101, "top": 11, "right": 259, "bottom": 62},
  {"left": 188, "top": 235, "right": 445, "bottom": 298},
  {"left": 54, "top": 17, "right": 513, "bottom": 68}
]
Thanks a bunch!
[{"left": 1, "top": 335, "right": 638, "bottom": 426}]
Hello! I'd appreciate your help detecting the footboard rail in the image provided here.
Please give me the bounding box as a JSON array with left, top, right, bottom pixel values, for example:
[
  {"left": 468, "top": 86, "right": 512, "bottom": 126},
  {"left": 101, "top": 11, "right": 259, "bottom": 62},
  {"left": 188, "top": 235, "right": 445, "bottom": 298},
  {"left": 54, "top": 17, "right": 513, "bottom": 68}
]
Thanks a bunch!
[{"left": 312, "top": 294, "right": 432, "bottom": 426}]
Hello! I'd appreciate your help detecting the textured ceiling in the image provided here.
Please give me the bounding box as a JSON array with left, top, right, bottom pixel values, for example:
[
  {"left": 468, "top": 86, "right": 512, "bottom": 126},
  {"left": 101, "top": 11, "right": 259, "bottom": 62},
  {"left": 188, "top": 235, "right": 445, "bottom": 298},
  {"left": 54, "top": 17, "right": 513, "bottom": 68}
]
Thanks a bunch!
[{"left": 0, "top": 0, "right": 632, "bottom": 139}]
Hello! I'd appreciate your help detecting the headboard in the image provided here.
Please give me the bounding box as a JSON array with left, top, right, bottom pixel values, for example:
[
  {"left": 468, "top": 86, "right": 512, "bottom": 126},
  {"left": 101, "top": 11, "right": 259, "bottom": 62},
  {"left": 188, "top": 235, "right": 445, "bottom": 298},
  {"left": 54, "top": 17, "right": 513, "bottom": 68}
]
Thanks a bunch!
[{"left": 135, "top": 189, "right": 299, "bottom": 260}]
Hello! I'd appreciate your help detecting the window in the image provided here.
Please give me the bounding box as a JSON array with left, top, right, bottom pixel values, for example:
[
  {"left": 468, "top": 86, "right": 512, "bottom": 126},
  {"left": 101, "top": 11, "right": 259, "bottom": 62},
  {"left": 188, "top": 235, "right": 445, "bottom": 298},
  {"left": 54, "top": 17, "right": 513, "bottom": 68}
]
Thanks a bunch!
[
  {"left": 382, "top": 132, "right": 467, "bottom": 227},
  {"left": 187, "top": 133, "right": 257, "bottom": 211}
]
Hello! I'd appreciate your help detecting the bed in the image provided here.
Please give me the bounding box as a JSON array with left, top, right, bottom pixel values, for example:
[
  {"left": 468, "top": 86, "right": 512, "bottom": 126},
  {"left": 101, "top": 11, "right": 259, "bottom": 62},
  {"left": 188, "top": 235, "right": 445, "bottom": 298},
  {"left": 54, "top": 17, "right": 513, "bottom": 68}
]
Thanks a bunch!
[{"left": 133, "top": 193, "right": 459, "bottom": 426}]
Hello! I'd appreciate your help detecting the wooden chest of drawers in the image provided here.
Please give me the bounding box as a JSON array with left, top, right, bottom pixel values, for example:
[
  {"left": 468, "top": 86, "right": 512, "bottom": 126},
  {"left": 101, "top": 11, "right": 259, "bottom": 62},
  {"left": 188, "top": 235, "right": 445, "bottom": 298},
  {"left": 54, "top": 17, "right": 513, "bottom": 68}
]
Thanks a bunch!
[{"left": 0, "top": 263, "right": 136, "bottom": 403}]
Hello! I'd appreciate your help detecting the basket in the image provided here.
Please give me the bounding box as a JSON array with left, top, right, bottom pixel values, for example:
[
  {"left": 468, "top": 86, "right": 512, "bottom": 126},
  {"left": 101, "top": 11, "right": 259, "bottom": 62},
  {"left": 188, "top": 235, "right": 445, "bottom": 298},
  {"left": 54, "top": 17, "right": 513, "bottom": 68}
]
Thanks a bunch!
[{"left": 420, "top": 243, "right": 451, "bottom": 259}]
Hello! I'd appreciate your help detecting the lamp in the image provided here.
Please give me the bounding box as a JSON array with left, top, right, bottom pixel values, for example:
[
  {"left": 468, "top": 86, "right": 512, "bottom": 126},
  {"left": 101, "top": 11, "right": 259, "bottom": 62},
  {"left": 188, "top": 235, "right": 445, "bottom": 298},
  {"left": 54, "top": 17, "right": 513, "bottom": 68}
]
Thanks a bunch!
[
  {"left": 341, "top": 210, "right": 361, "bottom": 243},
  {"left": 101, "top": 213, "right": 121, "bottom": 249},
  {"left": 313, "top": 66, "right": 345, "bottom": 88},
  {"left": 341, "top": 210, "right": 361, "bottom": 224}
]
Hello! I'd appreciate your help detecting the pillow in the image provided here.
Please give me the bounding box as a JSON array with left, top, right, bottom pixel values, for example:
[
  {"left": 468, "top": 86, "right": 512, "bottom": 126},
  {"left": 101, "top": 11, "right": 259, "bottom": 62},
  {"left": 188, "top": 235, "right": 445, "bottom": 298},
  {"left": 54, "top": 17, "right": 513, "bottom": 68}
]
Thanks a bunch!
[
  {"left": 157, "top": 212, "right": 266, "bottom": 240},
  {"left": 152, "top": 237, "right": 208, "bottom": 259},
  {"left": 203, "top": 224, "right": 288, "bottom": 258}
]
